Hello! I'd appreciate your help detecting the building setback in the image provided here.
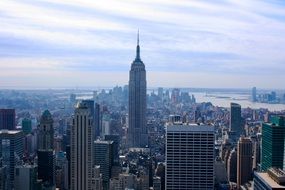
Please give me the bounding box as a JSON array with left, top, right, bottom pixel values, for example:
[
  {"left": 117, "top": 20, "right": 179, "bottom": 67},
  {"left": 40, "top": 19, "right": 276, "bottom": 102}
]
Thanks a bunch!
[{"left": 128, "top": 32, "right": 148, "bottom": 148}]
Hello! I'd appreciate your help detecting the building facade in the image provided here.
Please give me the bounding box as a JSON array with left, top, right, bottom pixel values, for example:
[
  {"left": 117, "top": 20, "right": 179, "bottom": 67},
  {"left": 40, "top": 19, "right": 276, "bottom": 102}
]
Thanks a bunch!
[
  {"left": 38, "top": 110, "right": 54, "bottom": 150},
  {"left": 237, "top": 137, "right": 252, "bottom": 188},
  {"left": 94, "top": 140, "right": 114, "bottom": 190},
  {"left": 230, "top": 103, "right": 242, "bottom": 139},
  {"left": 262, "top": 116, "right": 285, "bottom": 171},
  {"left": 14, "top": 164, "right": 37, "bottom": 190},
  {"left": 37, "top": 110, "right": 55, "bottom": 187},
  {"left": 227, "top": 148, "right": 237, "bottom": 183},
  {"left": 70, "top": 101, "right": 94, "bottom": 190},
  {"left": 0, "top": 130, "right": 24, "bottom": 189},
  {"left": 165, "top": 122, "right": 215, "bottom": 190},
  {"left": 0, "top": 109, "right": 15, "bottom": 130}
]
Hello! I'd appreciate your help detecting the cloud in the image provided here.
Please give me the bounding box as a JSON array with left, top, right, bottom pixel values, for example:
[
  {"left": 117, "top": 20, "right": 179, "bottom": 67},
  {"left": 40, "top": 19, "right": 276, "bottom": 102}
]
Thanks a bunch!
[{"left": 0, "top": 0, "right": 285, "bottom": 88}]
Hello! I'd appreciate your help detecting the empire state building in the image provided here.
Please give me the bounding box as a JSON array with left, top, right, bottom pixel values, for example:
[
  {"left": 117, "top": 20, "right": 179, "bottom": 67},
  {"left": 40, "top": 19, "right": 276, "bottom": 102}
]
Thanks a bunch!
[{"left": 128, "top": 32, "right": 148, "bottom": 148}]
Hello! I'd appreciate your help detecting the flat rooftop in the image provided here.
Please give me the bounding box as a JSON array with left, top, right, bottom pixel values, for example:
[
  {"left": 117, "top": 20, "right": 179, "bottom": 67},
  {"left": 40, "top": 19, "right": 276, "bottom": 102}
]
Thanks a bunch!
[
  {"left": 255, "top": 172, "right": 285, "bottom": 189},
  {"left": 166, "top": 123, "right": 214, "bottom": 132},
  {"left": 0, "top": 130, "right": 22, "bottom": 135}
]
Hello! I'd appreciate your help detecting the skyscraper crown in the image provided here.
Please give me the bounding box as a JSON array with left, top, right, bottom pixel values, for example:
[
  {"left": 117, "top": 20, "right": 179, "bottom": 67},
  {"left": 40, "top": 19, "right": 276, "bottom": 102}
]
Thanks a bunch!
[{"left": 134, "top": 30, "right": 142, "bottom": 63}]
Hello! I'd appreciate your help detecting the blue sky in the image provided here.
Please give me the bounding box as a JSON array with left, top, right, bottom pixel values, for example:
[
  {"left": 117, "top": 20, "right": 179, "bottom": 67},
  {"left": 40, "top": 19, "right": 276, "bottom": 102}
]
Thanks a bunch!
[{"left": 0, "top": 0, "right": 285, "bottom": 89}]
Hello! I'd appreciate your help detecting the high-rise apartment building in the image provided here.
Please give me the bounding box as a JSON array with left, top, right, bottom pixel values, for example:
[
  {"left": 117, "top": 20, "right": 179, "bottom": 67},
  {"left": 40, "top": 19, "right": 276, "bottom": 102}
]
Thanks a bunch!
[
  {"left": 262, "top": 116, "right": 285, "bottom": 171},
  {"left": 0, "top": 109, "right": 15, "bottom": 130},
  {"left": 165, "top": 120, "right": 215, "bottom": 190},
  {"left": 70, "top": 101, "right": 94, "bottom": 190},
  {"left": 128, "top": 32, "right": 148, "bottom": 148},
  {"left": 237, "top": 137, "right": 252, "bottom": 188}
]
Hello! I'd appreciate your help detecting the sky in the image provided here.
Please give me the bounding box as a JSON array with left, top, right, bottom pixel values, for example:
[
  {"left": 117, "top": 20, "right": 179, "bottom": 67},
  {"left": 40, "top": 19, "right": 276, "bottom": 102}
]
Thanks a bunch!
[{"left": 0, "top": 0, "right": 285, "bottom": 89}]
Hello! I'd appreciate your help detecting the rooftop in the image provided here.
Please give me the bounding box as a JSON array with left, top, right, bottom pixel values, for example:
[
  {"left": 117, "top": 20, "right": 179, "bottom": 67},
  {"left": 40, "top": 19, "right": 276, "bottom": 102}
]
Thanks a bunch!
[
  {"left": 255, "top": 171, "right": 285, "bottom": 188},
  {"left": 0, "top": 130, "right": 22, "bottom": 135},
  {"left": 166, "top": 123, "right": 214, "bottom": 132}
]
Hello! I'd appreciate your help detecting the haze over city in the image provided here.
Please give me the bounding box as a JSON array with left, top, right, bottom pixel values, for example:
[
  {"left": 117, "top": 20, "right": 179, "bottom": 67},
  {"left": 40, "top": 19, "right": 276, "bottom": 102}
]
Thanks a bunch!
[
  {"left": 1, "top": 0, "right": 285, "bottom": 88},
  {"left": 2, "top": 1, "right": 285, "bottom": 190}
]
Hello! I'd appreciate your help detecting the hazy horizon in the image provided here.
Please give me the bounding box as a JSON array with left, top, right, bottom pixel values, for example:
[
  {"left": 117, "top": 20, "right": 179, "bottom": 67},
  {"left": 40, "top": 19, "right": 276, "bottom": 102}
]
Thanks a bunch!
[{"left": 1, "top": 0, "right": 285, "bottom": 88}]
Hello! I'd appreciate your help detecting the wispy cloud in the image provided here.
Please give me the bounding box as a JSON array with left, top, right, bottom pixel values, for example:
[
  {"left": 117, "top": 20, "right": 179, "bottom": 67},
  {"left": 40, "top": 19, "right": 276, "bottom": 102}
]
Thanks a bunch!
[{"left": 0, "top": 0, "right": 285, "bottom": 88}]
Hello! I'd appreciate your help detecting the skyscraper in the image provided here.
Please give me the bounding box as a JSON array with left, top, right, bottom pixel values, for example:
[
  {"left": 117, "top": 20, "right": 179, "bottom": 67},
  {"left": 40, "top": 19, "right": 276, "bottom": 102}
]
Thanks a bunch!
[
  {"left": 14, "top": 164, "right": 38, "bottom": 190},
  {"left": 252, "top": 87, "right": 257, "bottom": 102},
  {"left": 165, "top": 120, "right": 215, "bottom": 190},
  {"left": 105, "top": 134, "right": 120, "bottom": 165},
  {"left": 128, "top": 32, "right": 148, "bottom": 148},
  {"left": 38, "top": 110, "right": 54, "bottom": 150},
  {"left": 82, "top": 99, "right": 96, "bottom": 141},
  {"left": 22, "top": 118, "right": 32, "bottom": 135},
  {"left": 37, "top": 110, "right": 55, "bottom": 188},
  {"left": 94, "top": 140, "right": 114, "bottom": 190},
  {"left": 227, "top": 148, "right": 237, "bottom": 183},
  {"left": 254, "top": 168, "right": 285, "bottom": 189},
  {"left": 0, "top": 130, "right": 24, "bottom": 189},
  {"left": 261, "top": 116, "right": 285, "bottom": 171},
  {"left": 230, "top": 103, "right": 242, "bottom": 139},
  {"left": 0, "top": 109, "right": 15, "bottom": 130},
  {"left": 92, "top": 165, "right": 103, "bottom": 190},
  {"left": 237, "top": 137, "right": 252, "bottom": 188},
  {"left": 70, "top": 101, "right": 94, "bottom": 190},
  {"left": 95, "top": 103, "right": 101, "bottom": 138}
]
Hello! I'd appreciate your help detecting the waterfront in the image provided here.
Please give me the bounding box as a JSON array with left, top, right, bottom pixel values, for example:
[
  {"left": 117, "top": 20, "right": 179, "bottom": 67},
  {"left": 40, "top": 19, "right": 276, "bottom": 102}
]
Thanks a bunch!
[
  {"left": 193, "top": 92, "right": 285, "bottom": 111},
  {"left": 74, "top": 90, "right": 285, "bottom": 112}
]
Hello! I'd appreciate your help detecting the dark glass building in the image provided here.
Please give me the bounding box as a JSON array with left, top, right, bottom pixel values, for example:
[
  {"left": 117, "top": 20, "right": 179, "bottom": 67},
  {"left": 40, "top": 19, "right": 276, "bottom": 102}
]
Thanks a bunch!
[
  {"left": 94, "top": 140, "right": 114, "bottom": 190},
  {"left": 22, "top": 118, "right": 32, "bottom": 135},
  {"left": 261, "top": 116, "right": 285, "bottom": 171},
  {"left": 230, "top": 103, "right": 242, "bottom": 140},
  {"left": 0, "top": 109, "right": 16, "bottom": 130},
  {"left": 37, "top": 150, "right": 55, "bottom": 187},
  {"left": 104, "top": 134, "right": 120, "bottom": 165}
]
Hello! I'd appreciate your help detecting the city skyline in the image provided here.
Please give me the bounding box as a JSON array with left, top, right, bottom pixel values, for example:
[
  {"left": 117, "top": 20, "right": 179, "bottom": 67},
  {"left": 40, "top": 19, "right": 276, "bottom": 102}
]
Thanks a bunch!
[{"left": 1, "top": 0, "right": 285, "bottom": 88}]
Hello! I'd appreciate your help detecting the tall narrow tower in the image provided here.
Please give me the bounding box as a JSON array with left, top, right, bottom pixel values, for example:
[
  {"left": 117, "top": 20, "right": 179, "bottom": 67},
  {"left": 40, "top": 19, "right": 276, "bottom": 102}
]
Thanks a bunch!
[
  {"left": 70, "top": 101, "right": 94, "bottom": 190},
  {"left": 128, "top": 31, "right": 148, "bottom": 148},
  {"left": 37, "top": 110, "right": 55, "bottom": 188},
  {"left": 237, "top": 137, "right": 252, "bottom": 188},
  {"left": 230, "top": 102, "right": 242, "bottom": 140},
  {"left": 38, "top": 110, "right": 54, "bottom": 150}
]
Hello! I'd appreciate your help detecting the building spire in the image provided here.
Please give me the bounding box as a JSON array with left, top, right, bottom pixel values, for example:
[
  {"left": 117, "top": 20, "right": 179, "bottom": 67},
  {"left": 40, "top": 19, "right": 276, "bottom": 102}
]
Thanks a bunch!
[
  {"left": 137, "top": 29, "right": 139, "bottom": 46},
  {"left": 135, "top": 29, "right": 141, "bottom": 61}
]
